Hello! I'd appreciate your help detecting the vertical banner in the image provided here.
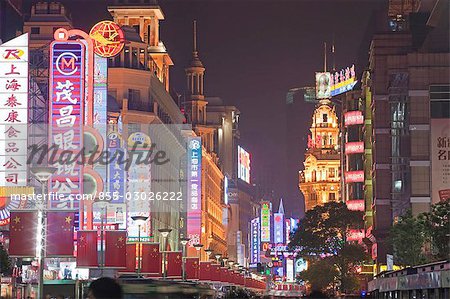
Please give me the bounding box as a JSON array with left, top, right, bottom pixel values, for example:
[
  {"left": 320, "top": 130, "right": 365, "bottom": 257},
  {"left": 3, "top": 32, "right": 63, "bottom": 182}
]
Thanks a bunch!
[
  {"left": 9, "top": 211, "right": 37, "bottom": 257},
  {"left": 185, "top": 257, "right": 199, "bottom": 280},
  {"left": 166, "top": 251, "right": 182, "bottom": 278},
  {"left": 76, "top": 230, "right": 98, "bottom": 267},
  {"left": 187, "top": 137, "right": 202, "bottom": 246},
  {"left": 104, "top": 230, "right": 127, "bottom": 268},
  {"left": 46, "top": 211, "right": 75, "bottom": 257},
  {"left": 250, "top": 217, "right": 260, "bottom": 264},
  {"left": 107, "top": 129, "right": 125, "bottom": 203},
  {"left": 431, "top": 119, "right": 450, "bottom": 202},
  {"left": 261, "top": 202, "right": 271, "bottom": 242},
  {"left": 0, "top": 33, "right": 28, "bottom": 186},
  {"left": 141, "top": 243, "right": 162, "bottom": 275},
  {"left": 49, "top": 41, "right": 85, "bottom": 212}
]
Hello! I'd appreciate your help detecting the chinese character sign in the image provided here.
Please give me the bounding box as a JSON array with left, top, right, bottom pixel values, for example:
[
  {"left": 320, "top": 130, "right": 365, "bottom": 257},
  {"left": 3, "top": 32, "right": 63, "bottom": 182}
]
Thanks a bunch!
[
  {"left": 107, "top": 129, "right": 125, "bottom": 203},
  {"left": 330, "top": 65, "right": 357, "bottom": 97},
  {"left": 187, "top": 137, "right": 202, "bottom": 246},
  {"left": 250, "top": 218, "right": 260, "bottom": 264},
  {"left": 49, "top": 41, "right": 85, "bottom": 207},
  {"left": 273, "top": 213, "right": 285, "bottom": 244},
  {"left": 0, "top": 33, "right": 28, "bottom": 186},
  {"left": 261, "top": 202, "right": 271, "bottom": 242},
  {"left": 431, "top": 119, "right": 450, "bottom": 202},
  {"left": 238, "top": 146, "right": 251, "bottom": 184}
]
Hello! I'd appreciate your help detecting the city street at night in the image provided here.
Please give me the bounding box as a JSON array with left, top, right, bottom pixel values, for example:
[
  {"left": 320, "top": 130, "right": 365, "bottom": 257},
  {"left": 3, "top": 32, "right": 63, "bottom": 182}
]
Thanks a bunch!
[{"left": 0, "top": 0, "right": 449, "bottom": 298}]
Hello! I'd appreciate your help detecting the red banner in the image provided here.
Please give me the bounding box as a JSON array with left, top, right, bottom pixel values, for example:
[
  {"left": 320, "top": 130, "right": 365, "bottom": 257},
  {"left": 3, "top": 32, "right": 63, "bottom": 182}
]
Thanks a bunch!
[
  {"left": 210, "top": 264, "right": 220, "bottom": 281},
  {"left": 220, "top": 267, "right": 228, "bottom": 283},
  {"left": 185, "top": 257, "right": 199, "bottom": 280},
  {"left": 76, "top": 231, "right": 98, "bottom": 267},
  {"left": 141, "top": 243, "right": 161, "bottom": 276},
  {"left": 105, "top": 230, "right": 127, "bottom": 268},
  {"left": 125, "top": 243, "right": 137, "bottom": 272},
  {"left": 9, "top": 211, "right": 37, "bottom": 257},
  {"left": 46, "top": 211, "right": 75, "bottom": 257},
  {"left": 166, "top": 251, "right": 182, "bottom": 278},
  {"left": 199, "top": 261, "right": 211, "bottom": 281}
]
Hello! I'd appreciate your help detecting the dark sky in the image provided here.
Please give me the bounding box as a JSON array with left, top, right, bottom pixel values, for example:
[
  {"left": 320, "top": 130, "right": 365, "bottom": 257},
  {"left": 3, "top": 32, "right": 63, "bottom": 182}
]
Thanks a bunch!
[{"left": 58, "top": 0, "right": 386, "bottom": 217}]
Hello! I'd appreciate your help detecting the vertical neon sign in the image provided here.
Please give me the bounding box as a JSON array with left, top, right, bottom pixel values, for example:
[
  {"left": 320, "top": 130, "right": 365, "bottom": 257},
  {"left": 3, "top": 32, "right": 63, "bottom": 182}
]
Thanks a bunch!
[
  {"left": 0, "top": 33, "right": 28, "bottom": 186},
  {"left": 261, "top": 202, "right": 271, "bottom": 242},
  {"left": 187, "top": 137, "right": 202, "bottom": 246},
  {"left": 250, "top": 217, "right": 260, "bottom": 264},
  {"left": 49, "top": 41, "right": 85, "bottom": 211}
]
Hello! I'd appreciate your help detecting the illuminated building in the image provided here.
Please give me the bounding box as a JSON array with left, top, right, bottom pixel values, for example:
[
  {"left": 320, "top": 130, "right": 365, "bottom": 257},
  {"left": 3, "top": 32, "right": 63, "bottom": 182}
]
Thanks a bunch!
[
  {"left": 361, "top": 0, "right": 449, "bottom": 272},
  {"left": 184, "top": 22, "right": 227, "bottom": 260},
  {"left": 106, "top": 1, "right": 186, "bottom": 251},
  {"left": 299, "top": 99, "right": 341, "bottom": 211}
]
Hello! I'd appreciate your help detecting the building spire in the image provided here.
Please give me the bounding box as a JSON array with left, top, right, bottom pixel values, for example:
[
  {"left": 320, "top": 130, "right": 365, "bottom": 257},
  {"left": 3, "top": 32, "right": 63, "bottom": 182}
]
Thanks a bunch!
[
  {"left": 278, "top": 198, "right": 285, "bottom": 214},
  {"left": 193, "top": 20, "right": 198, "bottom": 56},
  {"left": 324, "top": 41, "right": 327, "bottom": 72}
]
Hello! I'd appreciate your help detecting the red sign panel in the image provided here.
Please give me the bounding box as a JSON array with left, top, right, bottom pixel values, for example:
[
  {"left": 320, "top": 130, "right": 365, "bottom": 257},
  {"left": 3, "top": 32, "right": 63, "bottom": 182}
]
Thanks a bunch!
[
  {"left": 345, "top": 170, "right": 364, "bottom": 183},
  {"left": 345, "top": 141, "right": 364, "bottom": 155},
  {"left": 346, "top": 200, "right": 365, "bottom": 211},
  {"left": 344, "top": 111, "right": 364, "bottom": 126}
]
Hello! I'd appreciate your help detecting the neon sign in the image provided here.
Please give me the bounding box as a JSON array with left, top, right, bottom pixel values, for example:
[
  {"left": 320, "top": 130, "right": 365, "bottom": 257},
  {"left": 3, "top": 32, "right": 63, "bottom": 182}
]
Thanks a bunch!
[
  {"left": 344, "top": 111, "right": 364, "bottom": 126},
  {"left": 345, "top": 171, "right": 364, "bottom": 183},
  {"left": 187, "top": 137, "right": 202, "bottom": 246},
  {"left": 89, "top": 21, "right": 125, "bottom": 58},
  {"left": 273, "top": 213, "right": 284, "bottom": 244},
  {"left": 330, "top": 65, "right": 357, "bottom": 97},
  {"left": 346, "top": 200, "right": 365, "bottom": 211},
  {"left": 347, "top": 229, "right": 364, "bottom": 242},
  {"left": 49, "top": 41, "right": 85, "bottom": 209},
  {"left": 261, "top": 202, "right": 271, "bottom": 242},
  {"left": 250, "top": 218, "right": 260, "bottom": 264},
  {"left": 238, "top": 146, "right": 251, "bottom": 184},
  {"left": 0, "top": 34, "right": 29, "bottom": 186},
  {"left": 345, "top": 141, "right": 364, "bottom": 154}
]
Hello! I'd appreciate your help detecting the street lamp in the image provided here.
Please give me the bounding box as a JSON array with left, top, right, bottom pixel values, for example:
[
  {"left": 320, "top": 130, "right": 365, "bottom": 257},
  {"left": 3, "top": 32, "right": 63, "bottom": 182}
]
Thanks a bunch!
[
  {"left": 180, "top": 237, "right": 190, "bottom": 281},
  {"left": 131, "top": 215, "right": 148, "bottom": 275},
  {"left": 215, "top": 253, "right": 222, "bottom": 264},
  {"left": 158, "top": 228, "right": 172, "bottom": 279},
  {"left": 204, "top": 248, "right": 213, "bottom": 261},
  {"left": 31, "top": 166, "right": 57, "bottom": 299},
  {"left": 227, "top": 260, "right": 234, "bottom": 269},
  {"left": 193, "top": 243, "right": 203, "bottom": 260},
  {"left": 94, "top": 199, "right": 108, "bottom": 276}
]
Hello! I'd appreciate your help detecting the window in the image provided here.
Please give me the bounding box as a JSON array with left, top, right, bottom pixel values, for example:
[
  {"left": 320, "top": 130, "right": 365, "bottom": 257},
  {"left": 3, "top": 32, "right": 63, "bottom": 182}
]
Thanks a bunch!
[
  {"left": 31, "top": 27, "right": 40, "bottom": 34},
  {"left": 411, "top": 130, "right": 429, "bottom": 157},
  {"left": 329, "top": 168, "right": 335, "bottom": 178},
  {"left": 329, "top": 193, "right": 336, "bottom": 201},
  {"left": 323, "top": 113, "right": 328, "bottom": 123},
  {"left": 128, "top": 89, "right": 141, "bottom": 103}
]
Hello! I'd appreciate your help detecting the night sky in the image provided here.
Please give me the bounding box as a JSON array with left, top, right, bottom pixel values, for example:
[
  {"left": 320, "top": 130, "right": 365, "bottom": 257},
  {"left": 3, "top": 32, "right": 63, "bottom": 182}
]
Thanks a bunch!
[{"left": 52, "top": 0, "right": 386, "bottom": 217}]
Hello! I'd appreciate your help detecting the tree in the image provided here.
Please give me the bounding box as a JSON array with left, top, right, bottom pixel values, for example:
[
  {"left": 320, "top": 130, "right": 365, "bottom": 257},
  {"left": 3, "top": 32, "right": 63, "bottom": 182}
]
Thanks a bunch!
[
  {"left": 390, "top": 210, "right": 427, "bottom": 266},
  {"left": 419, "top": 201, "right": 450, "bottom": 261},
  {"left": 290, "top": 202, "right": 367, "bottom": 294},
  {"left": 297, "top": 258, "right": 337, "bottom": 293}
]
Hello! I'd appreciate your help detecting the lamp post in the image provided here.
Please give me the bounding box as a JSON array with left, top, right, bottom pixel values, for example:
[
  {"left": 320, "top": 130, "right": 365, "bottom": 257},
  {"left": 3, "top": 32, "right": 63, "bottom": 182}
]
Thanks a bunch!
[
  {"left": 158, "top": 228, "right": 172, "bottom": 279},
  {"left": 227, "top": 260, "right": 234, "bottom": 269},
  {"left": 222, "top": 257, "right": 228, "bottom": 267},
  {"left": 131, "top": 215, "right": 148, "bottom": 275},
  {"left": 180, "top": 237, "right": 190, "bottom": 281},
  {"left": 193, "top": 243, "right": 203, "bottom": 260},
  {"left": 31, "top": 166, "right": 57, "bottom": 299},
  {"left": 215, "top": 253, "right": 222, "bottom": 264},
  {"left": 94, "top": 199, "right": 108, "bottom": 276}
]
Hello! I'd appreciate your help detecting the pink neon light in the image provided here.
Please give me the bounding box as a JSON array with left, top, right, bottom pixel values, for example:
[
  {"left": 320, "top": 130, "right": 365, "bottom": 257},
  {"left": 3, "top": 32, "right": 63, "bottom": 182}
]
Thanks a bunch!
[
  {"left": 345, "top": 141, "right": 364, "bottom": 154},
  {"left": 346, "top": 200, "right": 365, "bottom": 211},
  {"left": 344, "top": 111, "right": 364, "bottom": 126},
  {"left": 345, "top": 171, "right": 364, "bottom": 183}
]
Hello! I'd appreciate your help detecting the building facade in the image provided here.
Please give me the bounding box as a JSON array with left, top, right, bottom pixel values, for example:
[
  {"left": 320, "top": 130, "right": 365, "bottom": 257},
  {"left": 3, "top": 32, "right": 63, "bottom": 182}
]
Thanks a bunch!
[{"left": 299, "top": 99, "right": 341, "bottom": 212}]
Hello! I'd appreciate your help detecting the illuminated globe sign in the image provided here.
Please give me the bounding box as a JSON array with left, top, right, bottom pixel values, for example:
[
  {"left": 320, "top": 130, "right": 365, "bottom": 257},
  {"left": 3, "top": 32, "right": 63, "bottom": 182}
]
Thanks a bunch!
[{"left": 89, "top": 20, "right": 125, "bottom": 58}]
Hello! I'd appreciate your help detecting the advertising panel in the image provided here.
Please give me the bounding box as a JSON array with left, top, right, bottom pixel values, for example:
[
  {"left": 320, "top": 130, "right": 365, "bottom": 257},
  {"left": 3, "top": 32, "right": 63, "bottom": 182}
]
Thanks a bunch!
[
  {"left": 0, "top": 34, "right": 28, "bottom": 186},
  {"left": 430, "top": 118, "right": 450, "bottom": 202},
  {"left": 107, "top": 129, "right": 125, "bottom": 203},
  {"left": 238, "top": 146, "right": 251, "bottom": 184},
  {"left": 315, "top": 72, "right": 331, "bottom": 99},
  {"left": 49, "top": 41, "right": 85, "bottom": 209},
  {"left": 273, "top": 213, "right": 284, "bottom": 244},
  {"left": 187, "top": 137, "right": 202, "bottom": 246},
  {"left": 344, "top": 111, "right": 364, "bottom": 126},
  {"left": 286, "top": 259, "right": 294, "bottom": 282},
  {"left": 261, "top": 202, "right": 271, "bottom": 242},
  {"left": 330, "top": 65, "right": 357, "bottom": 97},
  {"left": 346, "top": 200, "right": 365, "bottom": 211},
  {"left": 347, "top": 229, "right": 364, "bottom": 242},
  {"left": 250, "top": 218, "right": 260, "bottom": 264}
]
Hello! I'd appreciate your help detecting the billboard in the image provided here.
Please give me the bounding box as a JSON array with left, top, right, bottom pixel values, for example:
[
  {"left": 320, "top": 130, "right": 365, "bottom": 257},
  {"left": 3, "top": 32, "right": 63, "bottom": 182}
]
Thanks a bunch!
[
  {"left": 261, "top": 201, "right": 271, "bottom": 242},
  {"left": 273, "top": 213, "right": 284, "bottom": 244},
  {"left": 315, "top": 72, "right": 331, "bottom": 99},
  {"left": 238, "top": 145, "right": 251, "bottom": 184},
  {"left": 431, "top": 119, "right": 450, "bottom": 202},
  {"left": 0, "top": 33, "right": 28, "bottom": 186},
  {"left": 330, "top": 65, "right": 357, "bottom": 97},
  {"left": 49, "top": 41, "right": 85, "bottom": 208},
  {"left": 250, "top": 218, "right": 260, "bottom": 264},
  {"left": 187, "top": 137, "right": 202, "bottom": 246},
  {"left": 346, "top": 200, "right": 365, "bottom": 211}
]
